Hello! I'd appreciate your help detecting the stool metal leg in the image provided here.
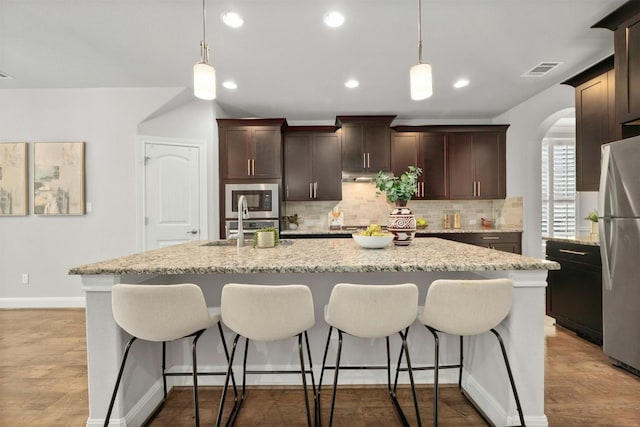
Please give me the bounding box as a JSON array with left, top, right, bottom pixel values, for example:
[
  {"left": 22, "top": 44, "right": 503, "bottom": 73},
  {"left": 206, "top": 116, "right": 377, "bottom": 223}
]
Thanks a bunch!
[
  {"left": 426, "top": 326, "right": 440, "bottom": 427},
  {"left": 297, "top": 333, "right": 313, "bottom": 427},
  {"left": 317, "top": 325, "right": 334, "bottom": 427},
  {"left": 216, "top": 334, "right": 243, "bottom": 427},
  {"left": 162, "top": 342, "right": 168, "bottom": 401},
  {"left": 491, "top": 329, "right": 526, "bottom": 427},
  {"left": 104, "top": 336, "right": 137, "bottom": 427},
  {"left": 459, "top": 336, "right": 464, "bottom": 389},
  {"left": 191, "top": 329, "right": 205, "bottom": 426},
  {"left": 329, "top": 329, "right": 343, "bottom": 427}
]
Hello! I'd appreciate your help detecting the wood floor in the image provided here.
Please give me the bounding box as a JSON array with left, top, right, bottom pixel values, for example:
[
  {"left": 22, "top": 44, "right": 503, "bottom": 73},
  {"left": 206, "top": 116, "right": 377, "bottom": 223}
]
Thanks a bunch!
[{"left": 1, "top": 309, "right": 639, "bottom": 426}]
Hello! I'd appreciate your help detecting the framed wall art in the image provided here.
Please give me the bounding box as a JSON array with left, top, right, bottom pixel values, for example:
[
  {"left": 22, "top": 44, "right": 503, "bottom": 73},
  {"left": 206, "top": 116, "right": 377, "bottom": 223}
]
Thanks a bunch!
[
  {"left": 34, "top": 142, "right": 86, "bottom": 215},
  {"left": 0, "top": 142, "right": 28, "bottom": 216}
]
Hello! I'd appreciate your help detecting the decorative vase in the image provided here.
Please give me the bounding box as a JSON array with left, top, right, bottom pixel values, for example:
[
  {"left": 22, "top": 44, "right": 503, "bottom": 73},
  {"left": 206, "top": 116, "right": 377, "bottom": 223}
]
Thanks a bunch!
[
  {"left": 590, "top": 222, "right": 599, "bottom": 240},
  {"left": 387, "top": 200, "right": 416, "bottom": 246},
  {"left": 255, "top": 230, "right": 276, "bottom": 248}
]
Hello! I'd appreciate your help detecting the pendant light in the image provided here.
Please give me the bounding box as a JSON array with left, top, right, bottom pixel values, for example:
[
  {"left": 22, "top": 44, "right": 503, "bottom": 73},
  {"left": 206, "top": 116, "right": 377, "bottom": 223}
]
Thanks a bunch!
[
  {"left": 194, "top": 0, "right": 216, "bottom": 100},
  {"left": 410, "top": 0, "right": 433, "bottom": 100}
]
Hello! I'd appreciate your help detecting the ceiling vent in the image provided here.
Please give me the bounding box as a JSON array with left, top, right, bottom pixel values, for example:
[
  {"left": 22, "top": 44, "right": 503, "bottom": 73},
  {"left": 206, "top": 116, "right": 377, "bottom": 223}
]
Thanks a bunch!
[
  {"left": 0, "top": 71, "right": 14, "bottom": 79},
  {"left": 522, "top": 62, "right": 562, "bottom": 77}
]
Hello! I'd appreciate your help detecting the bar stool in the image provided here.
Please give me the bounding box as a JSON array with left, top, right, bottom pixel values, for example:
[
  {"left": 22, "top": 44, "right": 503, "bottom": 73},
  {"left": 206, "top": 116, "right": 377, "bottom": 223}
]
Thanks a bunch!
[
  {"left": 418, "top": 278, "right": 526, "bottom": 427},
  {"left": 318, "top": 283, "right": 421, "bottom": 426},
  {"left": 104, "top": 283, "right": 234, "bottom": 427},
  {"left": 216, "top": 283, "right": 316, "bottom": 427}
]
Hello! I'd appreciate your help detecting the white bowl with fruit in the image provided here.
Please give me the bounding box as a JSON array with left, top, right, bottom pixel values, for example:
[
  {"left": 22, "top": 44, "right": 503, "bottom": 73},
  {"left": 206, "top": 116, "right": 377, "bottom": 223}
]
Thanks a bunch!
[{"left": 352, "top": 224, "right": 394, "bottom": 249}]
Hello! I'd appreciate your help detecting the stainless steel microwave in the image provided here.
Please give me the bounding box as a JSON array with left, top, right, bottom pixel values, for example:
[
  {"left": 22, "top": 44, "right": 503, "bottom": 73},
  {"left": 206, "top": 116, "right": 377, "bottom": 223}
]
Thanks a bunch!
[{"left": 224, "top": 183, "right": 279, "bottom": 219}]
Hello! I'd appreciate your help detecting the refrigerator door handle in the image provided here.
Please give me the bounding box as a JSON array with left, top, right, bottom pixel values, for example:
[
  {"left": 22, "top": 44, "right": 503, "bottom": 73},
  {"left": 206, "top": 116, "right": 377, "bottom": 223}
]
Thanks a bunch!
[
  {"left": 598, "top": 144, "right": 611, "bottom": 217},
  {"left": 600, "top": 219, "right": 613, "bottom": 291}
]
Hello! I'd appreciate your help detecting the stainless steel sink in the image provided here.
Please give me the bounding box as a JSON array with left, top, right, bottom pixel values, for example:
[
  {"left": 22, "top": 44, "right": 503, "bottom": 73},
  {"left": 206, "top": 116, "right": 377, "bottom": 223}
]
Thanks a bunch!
[{"left": 202, "top": 239, "right": 294, "bottom": 247}]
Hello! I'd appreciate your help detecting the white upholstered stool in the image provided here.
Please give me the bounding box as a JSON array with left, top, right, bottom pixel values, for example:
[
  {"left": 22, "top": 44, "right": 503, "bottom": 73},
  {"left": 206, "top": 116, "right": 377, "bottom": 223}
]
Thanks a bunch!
[
  {"left": 418, "top": 278, "right": 526, "bottom": 427},
  {"left": 216, "top": 283, "right": 316, "bottom": 427},
  {"left": 318, "top": 283, "right": 421, "bottom": 427},
  {"left": 105, "top": 283, "right": 232, "bottom": 427}
]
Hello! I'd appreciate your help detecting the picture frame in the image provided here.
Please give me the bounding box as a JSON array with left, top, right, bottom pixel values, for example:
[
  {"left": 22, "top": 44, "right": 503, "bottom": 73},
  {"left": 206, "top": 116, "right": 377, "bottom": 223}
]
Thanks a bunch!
[
  {"left": 0, "top": 142, "right": 29, "bottom": 216},
  {"left": 33, "top": 141, "right": 85, "bottom": 215}
]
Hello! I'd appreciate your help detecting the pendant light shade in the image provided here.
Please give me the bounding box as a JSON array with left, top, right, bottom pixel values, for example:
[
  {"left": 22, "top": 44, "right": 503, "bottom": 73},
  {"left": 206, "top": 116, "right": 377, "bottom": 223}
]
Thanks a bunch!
[
  {"left": 194, "top": 0, "right": 216, "bottom": 100},
  {"left": 194, "top": 61, "right": 216, "bottom": 100},
  {"left": 410, "top": 0, "right": 433, "bottom": 100},
  {"left": 410, "top": 63, "right": 432, "bottom": 100}
]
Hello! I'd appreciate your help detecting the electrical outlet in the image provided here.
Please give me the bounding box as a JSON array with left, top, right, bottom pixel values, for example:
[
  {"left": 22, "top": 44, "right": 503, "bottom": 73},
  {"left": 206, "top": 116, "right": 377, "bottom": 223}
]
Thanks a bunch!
[{"left": 21, "top": 273, "right": 29, "bottom": 285}]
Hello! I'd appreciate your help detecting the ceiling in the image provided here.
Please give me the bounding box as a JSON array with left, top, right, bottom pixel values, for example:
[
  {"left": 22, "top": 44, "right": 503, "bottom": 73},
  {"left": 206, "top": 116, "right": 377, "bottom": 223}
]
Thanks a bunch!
[{"left": 0, "top": 0, "right": 626, "bottom": 122}]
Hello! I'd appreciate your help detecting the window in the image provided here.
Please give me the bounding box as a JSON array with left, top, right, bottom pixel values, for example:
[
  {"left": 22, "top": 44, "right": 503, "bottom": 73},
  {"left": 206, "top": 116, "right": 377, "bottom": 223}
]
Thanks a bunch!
[{"left": 541, "top": 129, "right": 576, "bottom": 238}]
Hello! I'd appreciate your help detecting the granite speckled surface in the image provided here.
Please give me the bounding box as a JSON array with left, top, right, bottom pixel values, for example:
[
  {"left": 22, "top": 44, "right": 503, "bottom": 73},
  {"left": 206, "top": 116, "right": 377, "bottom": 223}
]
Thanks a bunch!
[
  {"left": 543, "top": 236, "right": 600, "bottom": 247},
  {"left": 69, "top": 238, "right": 558, "bottom": 276}
]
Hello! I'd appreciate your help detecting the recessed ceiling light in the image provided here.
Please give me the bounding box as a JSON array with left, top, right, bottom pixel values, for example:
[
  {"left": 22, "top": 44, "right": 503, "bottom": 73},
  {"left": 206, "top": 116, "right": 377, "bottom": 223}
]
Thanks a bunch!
[
  {"left": 324, "top": 11, "right": 344, "bottom": 28},
  {"left": 345, "top": 79, "right": 359, "bottom": 89},
  {"left": 453, "top": 79, "right": 470, "bottom": 89},
  {"left": 222, "top": 81, "right": 238, "bottom": 89},
  {"left": 222, "top": 12, "right": 244, "bottom": 28}
]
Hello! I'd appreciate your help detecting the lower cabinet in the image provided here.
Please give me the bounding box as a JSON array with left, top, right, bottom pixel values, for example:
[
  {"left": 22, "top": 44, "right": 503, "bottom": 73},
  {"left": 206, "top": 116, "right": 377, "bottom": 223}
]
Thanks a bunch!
[
  {"left": 545, "top": 240, "right": 602, "bottom": 344},
  {"left": 422, "top": 232, "right": 522, "bottom": 254}
]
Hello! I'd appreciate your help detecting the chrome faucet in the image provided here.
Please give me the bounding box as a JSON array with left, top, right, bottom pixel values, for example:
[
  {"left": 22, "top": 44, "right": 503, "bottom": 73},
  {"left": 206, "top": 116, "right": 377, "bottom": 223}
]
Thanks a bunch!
[{"left": 236, "top": 195, "right": 250, "bottom": 247}]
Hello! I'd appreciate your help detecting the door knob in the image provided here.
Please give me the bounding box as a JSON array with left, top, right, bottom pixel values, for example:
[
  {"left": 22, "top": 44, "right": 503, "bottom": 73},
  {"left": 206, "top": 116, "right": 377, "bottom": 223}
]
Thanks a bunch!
[{"left": 187, "top": 229, "right": 198, "bottom": 234}]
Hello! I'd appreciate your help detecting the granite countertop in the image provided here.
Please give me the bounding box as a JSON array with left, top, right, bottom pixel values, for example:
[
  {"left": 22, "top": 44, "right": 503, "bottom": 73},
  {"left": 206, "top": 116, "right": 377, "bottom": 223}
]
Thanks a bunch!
[
  {"left": 282, "top": 226, "right": 523, "bottom": 236},
  {"left": 543, "top": 235, "right": 600, "bottom": 247},
  {"left": 69, "top": 238, "right": 558, "bottom": 276}
]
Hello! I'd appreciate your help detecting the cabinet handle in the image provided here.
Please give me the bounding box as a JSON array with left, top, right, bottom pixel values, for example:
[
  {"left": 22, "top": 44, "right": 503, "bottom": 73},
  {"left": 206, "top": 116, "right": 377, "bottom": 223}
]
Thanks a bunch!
[
  {"left": 314, "top": 182, "right": 318, "bottom": 199},
  {"left": 363, "top": 153, "right": 367, "bottom": 169},
  {"left": 420, "top": 182, "right": 424, "bottom": 198},
  {"left": 366, "top": 152, "right": 370, "bottom": 168},
  {"left": 472, "top": 181, "right": 476, "bottom": 197},
  {"left": 482, "top": 236, "right": 500, "bottom": 240},
  {"left": 477, "top": 181, "right": 481, "bottom": 197},
  {"left": 559, "top": 249, "right": 589, "bottom": 256},
  {"left": 309, "top": 183, "right": 313, "bottom": 199},
  {"left": 286, "top": 185, "right": 289, "bottom": 199},
  {"left": 247, "top": 159, "right": 251, "bottom": 176},
  {"left": 252, "top": 159, "right": 256, "bottom": 176}
]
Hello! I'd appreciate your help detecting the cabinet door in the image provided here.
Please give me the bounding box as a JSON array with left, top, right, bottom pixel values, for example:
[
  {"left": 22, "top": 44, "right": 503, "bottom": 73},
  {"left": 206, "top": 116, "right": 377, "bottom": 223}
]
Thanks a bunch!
[
  {"left": 448, "top": 134, "right": 475, "bottom": 199},
  {"left": 313, "top": 135, "right": 342, "bottom": 200},
  {"left": 253, "top": 127, "right": 282, "bottom": 179},
  {"left": 615, "top": 14, "right": 640, "bottom": 124},
  {"left": 473, "top": 132, "right": 505, "bottom": 199},
  {"left": 420, "top": 133, "right": 448, "bottom": 199},
  {"left": 364, "top": 125, "right": 391, "bottom": 171},
  {"left": 284, "top": 135, "right": 313, "bottom": 200},
  {"left": 391, "top": 132, "right": 420, "bottom": 178},
  {"left": 342, "top": 124, "right": 365, "bottom": 171},
  {"left": 224, "top": 128, "right": 253, "bottom": 179}
]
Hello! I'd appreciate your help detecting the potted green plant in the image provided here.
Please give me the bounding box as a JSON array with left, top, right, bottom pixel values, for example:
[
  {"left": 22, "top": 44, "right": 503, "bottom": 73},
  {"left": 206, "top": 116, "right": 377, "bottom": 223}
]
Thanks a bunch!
[
  {"left": 373, "top": 166, "right": 422, "bottom": 205},
  {"left": 253, "top": 226, "right": 279, "bottom": 248},
  {"left": 585, "top": 210, "right": 599, "bottom": 240},
  {"left": 286, "top": 213, "right": 300, "bottom": 230},
  {"left": 373, "top": 166, "right": 422, "bottom": 246}
]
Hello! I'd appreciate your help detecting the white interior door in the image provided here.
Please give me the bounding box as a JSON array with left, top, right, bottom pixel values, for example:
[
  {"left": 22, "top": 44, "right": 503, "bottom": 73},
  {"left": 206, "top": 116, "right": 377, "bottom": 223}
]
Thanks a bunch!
[{"left": 144, "top": 143, "right": 200, "bottom": 249}]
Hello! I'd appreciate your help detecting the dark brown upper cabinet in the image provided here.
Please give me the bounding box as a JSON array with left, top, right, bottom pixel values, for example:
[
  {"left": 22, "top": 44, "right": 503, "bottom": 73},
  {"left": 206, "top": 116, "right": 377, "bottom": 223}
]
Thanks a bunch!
[
  {"left": 447, "top": 127, "right": 507, "bottom": 200},
  {"left": 390, "top": 131, "right": 448, "bottom": 200},
  {"left": 336, "top": 115, "right": 395, "bottom": 172},
  {"left": 562, "top": 56, "right": 619, "bottom": 191},
  {"left": 284, "top": 127, "right": 342, "bottom": 201},
  {"left": 218, "top": 118, "right": 287, "bottom": 180},
  {"left": 594, "top": 1, "right": 640, "bottom": 126}
]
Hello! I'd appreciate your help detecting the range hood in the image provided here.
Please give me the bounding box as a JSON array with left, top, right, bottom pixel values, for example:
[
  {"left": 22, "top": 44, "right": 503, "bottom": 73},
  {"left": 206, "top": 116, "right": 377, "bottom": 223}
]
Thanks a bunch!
[{"left": 341, "top": 171, "right": 392, "bottom": 182}]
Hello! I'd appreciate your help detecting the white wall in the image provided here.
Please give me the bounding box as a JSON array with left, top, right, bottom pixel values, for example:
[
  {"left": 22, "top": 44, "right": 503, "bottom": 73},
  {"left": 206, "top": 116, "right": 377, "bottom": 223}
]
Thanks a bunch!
[
  {"left": 0, "top": 87, "right": 217, "bottom": 307},
  {"left": 494, "top": 84, "right": 575, "bottom": 257}
]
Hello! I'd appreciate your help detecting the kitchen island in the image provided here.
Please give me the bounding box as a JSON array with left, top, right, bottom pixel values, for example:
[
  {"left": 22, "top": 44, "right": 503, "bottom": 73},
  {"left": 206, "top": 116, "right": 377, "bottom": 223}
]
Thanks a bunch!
[{"left": 71, "top": 238, "right": 558, "bottom": 427}]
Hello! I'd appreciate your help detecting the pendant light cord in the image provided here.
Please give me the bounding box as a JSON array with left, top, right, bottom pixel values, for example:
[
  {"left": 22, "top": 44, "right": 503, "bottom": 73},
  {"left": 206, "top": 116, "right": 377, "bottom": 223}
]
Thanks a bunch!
[
  {"left": 417, "top": 0, "right": 423, "bottom": 64},
  {"left": 201, "top": 0, "right": 209, "bottom": 63}
]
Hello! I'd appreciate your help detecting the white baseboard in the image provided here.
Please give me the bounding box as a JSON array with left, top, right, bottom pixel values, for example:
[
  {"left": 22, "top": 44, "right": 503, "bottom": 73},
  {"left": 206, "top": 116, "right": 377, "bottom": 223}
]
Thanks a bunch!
[
  {"left": 0, "top": 297, "right": 86, "bottom": 309},
  {"left": 86, "top": 379, "right": 164, "bottom": 427}
]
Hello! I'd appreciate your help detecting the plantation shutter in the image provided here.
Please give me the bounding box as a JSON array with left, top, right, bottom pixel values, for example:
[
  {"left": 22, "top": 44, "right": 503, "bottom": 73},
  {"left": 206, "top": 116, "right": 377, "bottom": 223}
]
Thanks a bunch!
[{"left": 541, "top": 138, "right": 576, "bottom": 238}]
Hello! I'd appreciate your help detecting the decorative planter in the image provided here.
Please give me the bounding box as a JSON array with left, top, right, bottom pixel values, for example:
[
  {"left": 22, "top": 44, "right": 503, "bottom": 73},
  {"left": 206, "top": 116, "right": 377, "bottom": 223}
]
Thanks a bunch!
[
  {"left": 387, "top": 200, "right": 416, "bottom": 246},
  {"left": 255, "top": 230, "right": 276, "bottom": 248},
  {"left": 590, "top": 222, "right": 599, "bottom": 240}
]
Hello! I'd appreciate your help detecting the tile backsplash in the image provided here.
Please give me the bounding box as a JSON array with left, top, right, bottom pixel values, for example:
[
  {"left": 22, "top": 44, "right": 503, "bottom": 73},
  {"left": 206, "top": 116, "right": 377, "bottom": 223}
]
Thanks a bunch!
[{"left": 284, "top": 182, "right": 523, "bottom": 231}]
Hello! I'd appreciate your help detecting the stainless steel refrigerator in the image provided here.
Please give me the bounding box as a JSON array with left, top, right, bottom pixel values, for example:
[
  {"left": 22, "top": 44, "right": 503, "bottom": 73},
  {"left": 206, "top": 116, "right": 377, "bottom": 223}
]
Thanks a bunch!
[{"left": 599, "top": 135, "right": 640, "bottom": 375}]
